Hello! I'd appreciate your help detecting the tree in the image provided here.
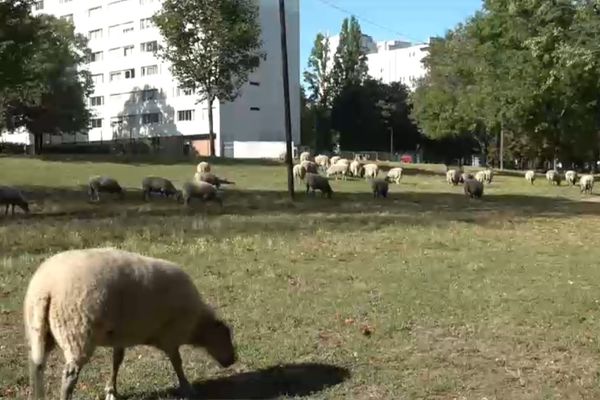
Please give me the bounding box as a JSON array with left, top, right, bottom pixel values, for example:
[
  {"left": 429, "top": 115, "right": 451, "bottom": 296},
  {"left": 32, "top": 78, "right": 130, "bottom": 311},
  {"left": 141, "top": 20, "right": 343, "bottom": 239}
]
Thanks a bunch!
[
  {"left": 1, "top": 13, "right": 92, "bottom": 154},
  {"left": 153, "top": 0, "right": 264, "bottom": 157},
  {"left": 331, "top": 16, "right": 369, "bottom": 95}
]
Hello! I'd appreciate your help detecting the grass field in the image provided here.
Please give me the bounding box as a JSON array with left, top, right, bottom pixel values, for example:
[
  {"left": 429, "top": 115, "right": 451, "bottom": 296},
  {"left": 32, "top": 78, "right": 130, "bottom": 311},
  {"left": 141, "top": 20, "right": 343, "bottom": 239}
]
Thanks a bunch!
[{"left": 2, "top": 155, "right": 600, "bottom": 399}]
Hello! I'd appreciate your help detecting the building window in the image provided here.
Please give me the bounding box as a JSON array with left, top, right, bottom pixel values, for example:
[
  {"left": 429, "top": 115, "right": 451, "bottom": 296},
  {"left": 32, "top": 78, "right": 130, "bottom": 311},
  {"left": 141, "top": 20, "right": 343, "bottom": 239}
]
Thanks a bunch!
[
  {"left": 90, "top": 51, "right": 103, "bottom": 63},
  {"left": 88, "top": 29, "right": 102, "bottom": 40},
  {"left": 124, "top": 68, "right": 135, "bottom": 79},
  {"left": 110, "top": 71, "right": 122, "bottom": 82},
  {"left": 142, "top": 113, "right": 159, "bottom": 124},
  {"left": 140, "top": 17, "right": 153, "bottom": 30},
  {"left": 249, "top": 81, "right": 260, "bottom": 86},
  {"left": 123, "top": 45, "right": 134, "bottom": 57},
  {"left": 91, "top": 74, "right": 104, "bottom": 85},
  {"left": 61, "top": 14, "right": 73, "bottom": 23},
  {"left": 141, "top": 65, "right": 158, "bottom": 76},
  {"left": 141, "top": 89, "right": 157, "bottom": 101},
  {"left": 90, "top": 118, "right": 103, "bottom": 128},
  {"left": 90, "top": 96, "right": 104, "bottom": 106},
  {"left": 177, "top": 110, "right": 194, "bottom": 121},
  {"left": 123, "top": 26, "right": 134, "bottom": 35},
  {"left": 250, "top": 107, "right": 260, "bottom": 111},
  {"left": 33, "top": 1, "right": 44, "bottom": 10},
  {"left": 109, "top": 48, "right": 121, "bottom": 58},
  {"left": 175, "top": 87, "right": 193, "bottom": 97},
  {"left": 140, "top": 41, "right": 158, "bottom": 53},
  {"left": 88, "top": 6, "right": 101, "bottom": 17}
]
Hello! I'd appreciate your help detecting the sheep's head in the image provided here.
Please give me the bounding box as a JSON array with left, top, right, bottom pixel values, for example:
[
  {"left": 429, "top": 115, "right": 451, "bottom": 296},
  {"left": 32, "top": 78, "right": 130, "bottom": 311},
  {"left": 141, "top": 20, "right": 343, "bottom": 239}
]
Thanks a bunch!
[{"left": 191, "top": 317, "right": 236, "bottom": 368}]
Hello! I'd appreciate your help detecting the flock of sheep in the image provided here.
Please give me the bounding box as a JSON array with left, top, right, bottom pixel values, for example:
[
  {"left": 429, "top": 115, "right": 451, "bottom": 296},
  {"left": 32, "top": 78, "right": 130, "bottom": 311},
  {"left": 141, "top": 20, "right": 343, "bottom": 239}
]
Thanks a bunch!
[
  {"left": 526, "top": 168, "right": 595, "bottom": 194},
  {"left": 294, "top": 151, "right": 404, "bottom": 199}
]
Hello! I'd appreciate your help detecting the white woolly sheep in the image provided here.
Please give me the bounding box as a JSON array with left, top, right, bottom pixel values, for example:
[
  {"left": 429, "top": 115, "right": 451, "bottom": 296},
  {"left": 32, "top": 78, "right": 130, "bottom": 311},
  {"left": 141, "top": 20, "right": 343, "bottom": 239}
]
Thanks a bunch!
[
  {"left": 300, "top": 160, "right": 318, "bottom": 174},
  {"left": 0, "top": 186, "right": 30, "bottom": 215},
  {"left": 580, "top": 174, "right": 594, "bottom": 194},
  {"left": 305, "top": 173, "right": 333, "bottom": 198},
  {"left": 330, "top": 156, "right": 341, "bottom": 165},
  {"left": 182, "top": 181, "right": 223, "bottom": 207},
  {"left": 525, "top": 170, "right": 535, "bottom": 184},
  {"left": 336, "top": 158, "right": 350, "bottom": 166},
  {"left": 326, "top": 163, "right": 349, "bottom": 180},
  {"left": 314, "top": 155, "right": 330, "bottom": 169},
  {"left": 299, "top": 151, "right": 311, "bottom": 162},
  {"left": 23, "top": 247, "right": 236, "bottom": 400},
  {"left": 363, "top": 163, "right": 379, "bottom": 180},
  {"left": 196, "top": 161, "right": 211, "bottom": 174},
  {"left": 483, "top": 168, "right": 493, "bottom": 184},
  {"left": 88, "top": 176, "right": 124, "bottom": 202},
  {"left": 446, "top": 169, "right": 460, "bottom": 185},
  {"left": 565, "top": 170, "right": 578, "bottom": 186},
  {"left": 197, "top": 172, "right": 235, "bottom": 189},
  {"left": 546, "top": 170, "right": 562, "bottom": 186},
  {"left": 475, "top": 170, "right": 487, "bottom": 184},
  {"left": 386, "top": 167, "right": 403, "bottom": 184},
  {"left": 459, "top": 172, "right": 473, "bottom": 183},
  {"left": 293, "top": 164, "right": 306, "bottom": 181},
  {"left": 350, "top": 160, "right": 363, "bottom": 177}
]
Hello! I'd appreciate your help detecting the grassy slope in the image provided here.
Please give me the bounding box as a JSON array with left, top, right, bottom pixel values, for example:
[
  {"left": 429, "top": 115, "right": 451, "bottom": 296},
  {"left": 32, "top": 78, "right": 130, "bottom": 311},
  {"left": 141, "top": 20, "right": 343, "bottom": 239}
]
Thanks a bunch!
[{"left": 1, "top": 156, "right": 600, "bottom": 399}]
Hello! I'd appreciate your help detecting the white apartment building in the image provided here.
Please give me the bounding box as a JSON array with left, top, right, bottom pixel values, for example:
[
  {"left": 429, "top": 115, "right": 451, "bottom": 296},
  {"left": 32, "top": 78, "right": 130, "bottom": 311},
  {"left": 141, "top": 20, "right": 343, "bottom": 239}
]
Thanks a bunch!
[{"left": 5, "top": 0, "right": 300, "bottom": 158}]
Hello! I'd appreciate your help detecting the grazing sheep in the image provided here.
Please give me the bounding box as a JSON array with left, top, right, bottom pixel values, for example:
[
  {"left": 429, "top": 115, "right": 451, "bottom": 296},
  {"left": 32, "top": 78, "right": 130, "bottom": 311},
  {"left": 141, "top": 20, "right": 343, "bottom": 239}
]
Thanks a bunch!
[
  {"left": 386, "top": 167, "right": 403, "bottom": 184},
  {"left": 88, "top": 176, "right": 124, "bottom": 202},
  {"left": 475, "top": 170, "right": 487, "bottom": 184},
  {"left": 525, "top": 170, "right": 536, "bottom": 185},
  {"left": 370, "top": 178, "right": 389, "bottom": 198},
  {"left": 141, "top": 177, "right": 181, "bottom": 202},
  {"left": 336, "top": 158, "right": 350, "bottom": 166},
  {"left": 293, "top": 164, "right": 306, "bottom": 181},
  {"left": 565, "top": 170, "right": 578, "bottom": 186},
  {"left": 196, "top": 172, "right": 235, "bottom": 189},
  {"left": 182, "top": 181, "right": 223, "bottom": 207},
  {"left": 196, "top": 161, "right": 211, "bottom": 174},
  {"left": 299, "top": 151, "right": 311, "bottom": 162},
  {"left": 0, "top": 186, "right": 30, "bottom": 215},
  {"left": 483, "top": 168, "right": 493, "bottom": 184},
  {"left": 300, "top": 160, "right": 318, "bottom": 174},
  {"left": 305, "top": 173, "right": 333, "bottom": 198},
  {"left": 464, "top": 178, "right": 484, "bottom": 199},
  {"left": 330, "top": 156, "right": 341, "bottom": 166},
  {"left": 314, "top": 155, "right": 330, "bottom": 169},
  {"left": 580, "top": 174, "right": 594, "bottom": 194},
  {"left": 24, "top": 247, "right": 236, "bottom": 400},
  {"left": 326, "top": 163, "right": 349, "bottom": 180},
  {"left": 446, "top": 169, "right": 460, "bottom": 185},
  {"left": 459, "top": 172, "right": 473, "bottom": 183},
  {"left": 349, "top": 160, "right": 363, "bottom": 177},
  {"left": 363, "top": 163, "right": 379, "bottom": 180},
  {"left": 546, "top": 170, "right": 562, "bottom": 186}
]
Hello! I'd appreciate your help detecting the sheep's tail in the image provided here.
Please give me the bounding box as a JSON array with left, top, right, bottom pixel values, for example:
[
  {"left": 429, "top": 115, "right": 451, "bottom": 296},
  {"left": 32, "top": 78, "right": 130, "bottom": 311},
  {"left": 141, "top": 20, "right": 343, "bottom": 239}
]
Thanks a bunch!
[{"left": 24, "top": 290, "right": 51, "bottom": 400}]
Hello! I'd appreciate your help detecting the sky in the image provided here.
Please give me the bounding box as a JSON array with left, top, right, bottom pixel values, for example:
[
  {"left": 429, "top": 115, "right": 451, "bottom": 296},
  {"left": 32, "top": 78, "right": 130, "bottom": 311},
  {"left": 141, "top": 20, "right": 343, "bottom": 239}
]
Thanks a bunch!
[{"left": 300, "top": 0, "right": 483, "bottom": 77}]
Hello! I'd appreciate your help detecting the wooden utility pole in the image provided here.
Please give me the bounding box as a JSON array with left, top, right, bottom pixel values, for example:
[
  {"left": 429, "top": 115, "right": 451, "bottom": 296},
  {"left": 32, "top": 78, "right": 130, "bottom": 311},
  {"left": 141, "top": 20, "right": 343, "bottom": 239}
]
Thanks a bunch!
[
  {"left": 278, "top": 0, "right": 295, "bottom": 200},
  {"left": 500, "top": 120, "right": 504, "bottom": 170}
]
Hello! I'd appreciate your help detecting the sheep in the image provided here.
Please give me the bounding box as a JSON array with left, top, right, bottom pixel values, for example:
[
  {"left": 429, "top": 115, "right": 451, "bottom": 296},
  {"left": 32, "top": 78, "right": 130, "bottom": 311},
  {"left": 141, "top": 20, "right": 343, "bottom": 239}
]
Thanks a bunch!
[
  {"left": 196, "top": 161, "right": 211, "bottom": 174},
  {"left": 565, "top": 170, "right": 578, "bottom": 186},
  {"left": 293, "top": 164, "right": 306, "bottom": 181},
  {"left": 464, "top": 178, "right": 484, "bottom": 199},
  {"left": 363, "top": 163, "right": 379, "bottom": 180},
  {"left": 0, "top": 186, "right": 30, "bottom": 215},
  {"left": 350, "top": 160, "right": 363, "bottom": 177},
  {"left": 386, "top": 167, "right": 403, "bottom": 184},
  {"left": 546, "top": 170, "right": 562, "bottom": 186},
  {"left": 299, "top": 151, "right": 311, "bottom": 162},
  {"left": 370, "top": 178, "right": 389, "bottom": 198},
  {"left": 141, "top": 177, "right": 181, "bottom": 202},
  {"left": 580, "top": 174, "right": 594, "bottom": 194},
  {"left": 446, "top": 169, "right": 460, "bottom": 185},
  {"left": 326, "top": 163, "right": 349, "bottom": 180},
  {"left": 336, "top": 158, "right": 350, "bottom": 166},
  {"left": 460, "top": 172, "right": 473, "bottom": 183},
  {"left": 525, "top": 170, "right": 536, "bottom": 185},
  {"left": 196, "top": 172, "right": 235, "bottom": 189},
  {"left": 300, "top": 160, "right": 318, "bottom": 174},
  {"left": 182, "top": 181, "right": 223, "bottom": 207},
  {"left": 314, "top": 155, "right": 330, "bottom": 170},
  {"left": 305, "top": 173, "right": 333, "bottom": 198},
  {"left": 330, "top": 156, "right": 341, "bottom": 165},
  {"left": 23, "top": 247, "right": 236, "bottom": 400},
  {"left": 475, "top": 170, "right": 487, "bottom": 184},
  {"left": 88, "top": 176, "right": 124, "bottom": 202},
  {"left": 483, "top": 168, "right": 493, "bottom": 184}
]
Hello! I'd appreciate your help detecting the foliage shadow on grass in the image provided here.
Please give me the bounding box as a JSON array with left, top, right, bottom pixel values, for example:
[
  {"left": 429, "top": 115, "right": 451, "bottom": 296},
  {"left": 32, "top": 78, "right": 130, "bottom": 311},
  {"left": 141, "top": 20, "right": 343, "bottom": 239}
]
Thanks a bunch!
[{"left": 133, "top": 363, "right": 350, "bottom": 400}]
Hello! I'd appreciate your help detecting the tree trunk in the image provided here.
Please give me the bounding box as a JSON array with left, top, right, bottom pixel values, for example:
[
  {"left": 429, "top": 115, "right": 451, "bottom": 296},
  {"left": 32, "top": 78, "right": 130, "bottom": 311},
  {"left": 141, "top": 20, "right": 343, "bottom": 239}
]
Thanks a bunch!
[
  {"left": 33, "top": 134, "right": 43, "bottom": 155},
  {"left": 207, "top": 97, "right": 216, "bottom": 157}
]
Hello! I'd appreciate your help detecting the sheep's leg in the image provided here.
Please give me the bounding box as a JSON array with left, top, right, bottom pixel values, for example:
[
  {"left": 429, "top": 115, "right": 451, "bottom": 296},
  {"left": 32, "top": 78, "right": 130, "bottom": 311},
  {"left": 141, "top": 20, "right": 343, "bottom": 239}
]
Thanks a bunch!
[
  {"left": 11, "top": 204, "right": 15, "bottom": 215},
  {"left": 60, "top": 360, "right": 83, "bottom": 400},
  {"left": 4, "top": 204, "right": 8, "bottom": 215},
  {"left": 104, "top": 347, "right": 124, "bottom": 400},
  {"left": 28, "top": 337, "right": 54, "bottom": 400},
  {"left": 164, "top": 348, "right": 194, "bottom": 398}
]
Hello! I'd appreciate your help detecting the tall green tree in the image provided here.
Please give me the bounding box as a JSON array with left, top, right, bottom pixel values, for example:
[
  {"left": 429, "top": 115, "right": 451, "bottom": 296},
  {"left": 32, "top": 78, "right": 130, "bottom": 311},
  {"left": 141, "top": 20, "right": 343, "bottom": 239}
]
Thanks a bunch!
[
  {"left": 331, "top": 16, "right": 369, "bottom": 96},
  {"left": 153, "top": 0, "right": 264, "bottom": 157}
]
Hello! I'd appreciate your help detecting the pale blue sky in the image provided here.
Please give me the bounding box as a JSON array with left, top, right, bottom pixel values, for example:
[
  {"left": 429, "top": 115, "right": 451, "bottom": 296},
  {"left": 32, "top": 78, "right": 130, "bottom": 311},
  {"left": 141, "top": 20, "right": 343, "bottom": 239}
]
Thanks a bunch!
[{"left": 300, "top": 0, "right": 483, "bottom": 76}]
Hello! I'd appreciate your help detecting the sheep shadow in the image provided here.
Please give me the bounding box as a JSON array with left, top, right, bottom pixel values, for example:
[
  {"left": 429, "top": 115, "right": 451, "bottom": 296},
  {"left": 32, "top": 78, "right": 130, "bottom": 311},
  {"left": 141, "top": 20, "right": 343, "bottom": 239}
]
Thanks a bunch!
[{"left": 133, "top": 362, "right": 350, "bottom": 400}]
